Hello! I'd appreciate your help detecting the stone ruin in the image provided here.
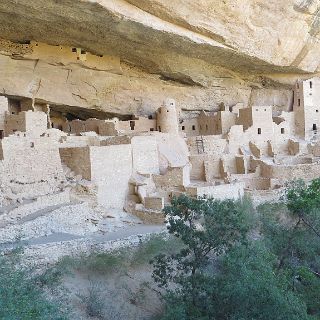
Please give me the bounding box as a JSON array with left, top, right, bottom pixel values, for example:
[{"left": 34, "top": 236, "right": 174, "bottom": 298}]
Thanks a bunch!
[{"left": 1, "top": 77, "right": 320, "bottom": 223}]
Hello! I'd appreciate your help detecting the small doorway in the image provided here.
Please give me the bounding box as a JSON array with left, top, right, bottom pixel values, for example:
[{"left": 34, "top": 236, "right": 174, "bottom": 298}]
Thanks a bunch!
[
  {"left": 0, "top": 130, "right": 3, "bottom": 139},
  {"left": 313, "top": 123, "right": 317, "bottom": 131}
]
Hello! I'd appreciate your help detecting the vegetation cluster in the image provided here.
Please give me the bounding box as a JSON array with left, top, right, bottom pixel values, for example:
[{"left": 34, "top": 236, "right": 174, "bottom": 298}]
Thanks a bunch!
[{"left": 1, "top": 179, "right": 320, "bottom": 319}]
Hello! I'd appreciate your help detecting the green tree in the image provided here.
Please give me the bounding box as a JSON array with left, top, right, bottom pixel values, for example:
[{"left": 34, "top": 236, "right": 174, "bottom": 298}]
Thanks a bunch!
[
  {"left": 285, "top": 178, "right": 320, "bottom": 241},
  {"left": 261, "top": 179, "right": 320, "bottom": 275},
  {"left": 152, "top": 195, "right": 252, "bottom": 318},
  {"left": 207, "top": 243, "right": 311, "bottom": 320},
  {"left": 160, "top": 243, "right": 312, "bottom": 320},
  {"left": 295, "top": 267, "right": 320, "bottom": 317},
  {"left": 259, "top": 179, "right": 320, "bottom": 318},
  {"left": 153, "top": 194, "right": 320, "bottom": 320}
]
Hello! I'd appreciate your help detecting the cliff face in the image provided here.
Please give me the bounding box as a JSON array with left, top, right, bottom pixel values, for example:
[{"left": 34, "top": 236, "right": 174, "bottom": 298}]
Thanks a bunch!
[{"left": 0, "top": 0, "right": 319, "bottom": 116}]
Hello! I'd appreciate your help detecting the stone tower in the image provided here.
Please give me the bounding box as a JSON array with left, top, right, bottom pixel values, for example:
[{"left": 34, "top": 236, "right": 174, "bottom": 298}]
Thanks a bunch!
[
  {"left": 294, "top": 77, "right": 320, "bottom": 139},
  {"left": 156, "top": 98, "right": 179, "bottom": 134}
]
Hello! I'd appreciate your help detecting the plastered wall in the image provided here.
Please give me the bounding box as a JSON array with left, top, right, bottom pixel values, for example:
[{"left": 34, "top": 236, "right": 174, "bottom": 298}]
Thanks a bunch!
[
  {"left": 0, "top": 135, "right": 64, "bottom": 198},
  {"left": 59, "top": 147, "right": 91, "bottom": 180},
  {"left": 131, "top": 136, "right": 160, "bottom": 175},
  {"left": 5, "top": 111, "right": 47, "bottom": 137},
  {"left": 90, "top": 144, "right": 132, "bottom": 208}
]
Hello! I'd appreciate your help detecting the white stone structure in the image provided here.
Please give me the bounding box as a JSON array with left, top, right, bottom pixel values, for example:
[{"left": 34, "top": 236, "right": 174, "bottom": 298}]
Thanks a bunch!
[
  {"left": 294, "top": 77, "right": 320, "bottom": 139},
  {"left": 156, "top": 98, "right": 179, "bottom": 134},
  {"left": 1, "top": 78, "right": 320, "bottom": 225}
]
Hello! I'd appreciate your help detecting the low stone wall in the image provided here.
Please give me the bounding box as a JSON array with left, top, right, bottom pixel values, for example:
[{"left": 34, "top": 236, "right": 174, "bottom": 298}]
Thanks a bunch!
[
  {"left": 246, "top": 189, "right": 283, "bottom": 207},
  {"left": 133, "top": 209, "right": 165, "bottom": 225},
  {"left": 186, "top": 181, "right": 245, "bottom": 200},
  {"left": 260, "top": 162, "right": 320, "bottom": 183},
  {"left": 230, "top": 174, "right": 271, "bottom": 191}
]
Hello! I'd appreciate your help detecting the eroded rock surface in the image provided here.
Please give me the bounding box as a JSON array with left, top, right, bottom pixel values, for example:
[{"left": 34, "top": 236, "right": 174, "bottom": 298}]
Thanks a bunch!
[{"left": 0, "top": 0, "right": 318, "bottom": 115}]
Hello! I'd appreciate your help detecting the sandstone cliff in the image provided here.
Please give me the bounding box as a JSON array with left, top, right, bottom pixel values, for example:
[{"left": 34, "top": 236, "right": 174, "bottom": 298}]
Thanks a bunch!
[{"left": 0, "top": 0, "right": 319, "bottom": 116}]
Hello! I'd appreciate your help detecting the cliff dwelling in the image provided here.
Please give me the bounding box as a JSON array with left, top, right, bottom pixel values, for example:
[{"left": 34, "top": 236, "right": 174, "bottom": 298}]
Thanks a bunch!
[
  {"left": 0, "top": 1, "right": 320, "bottom": 318},
  {"left": 1, "top": 59, "right": 320, "bottom": 219},
  {"left": 0, "top": 37, "right": 319, "bottom": 227}
]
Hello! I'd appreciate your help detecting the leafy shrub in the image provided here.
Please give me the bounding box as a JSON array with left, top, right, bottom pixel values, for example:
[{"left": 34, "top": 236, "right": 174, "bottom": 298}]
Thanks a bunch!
[
  {"left": 130, "top": 234, "right": 184, "bottom": 267},
  {"left": 0, "top": 248, "right": 68, "bottom": 320}
]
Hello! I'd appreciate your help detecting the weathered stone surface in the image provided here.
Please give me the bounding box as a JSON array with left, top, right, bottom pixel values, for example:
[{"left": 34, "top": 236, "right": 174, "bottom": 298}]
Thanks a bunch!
[
  {"left": 0, "top": 0, "right": 319, "bottom": 73},
  {"left": 0, "top": 53, "right": 256, "bottom": 117},
  {"left": 0, "top": 0, "right": 318, "bottom": 115}
]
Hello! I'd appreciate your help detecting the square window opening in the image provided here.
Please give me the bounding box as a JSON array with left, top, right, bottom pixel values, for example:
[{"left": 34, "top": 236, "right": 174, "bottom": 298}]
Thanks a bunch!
[{"left": 130, "top": 121, "right": 135, "bottom": 131}]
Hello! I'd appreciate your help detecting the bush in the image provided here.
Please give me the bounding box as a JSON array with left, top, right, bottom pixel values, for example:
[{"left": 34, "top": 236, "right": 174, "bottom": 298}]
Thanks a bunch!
[
  {"left": 61, "top": 234, "right": 182, "bottom": 276},
  {"left": 82, "top": 250, "right": 128, "bottom": 274},
  {"left": 0, "top": 249, "right": 68, "bottom": 320},
  {"left": 77, "top": 281, "right": 106, "bottom": 319},
  {"left": 130, "top": 234, "right": 184, "bottom": 267}
]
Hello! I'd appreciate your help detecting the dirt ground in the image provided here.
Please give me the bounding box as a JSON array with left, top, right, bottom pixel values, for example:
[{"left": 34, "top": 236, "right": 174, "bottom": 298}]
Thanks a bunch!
[{"left": 63, "top": 265, "right": 163, "bottom": 320}]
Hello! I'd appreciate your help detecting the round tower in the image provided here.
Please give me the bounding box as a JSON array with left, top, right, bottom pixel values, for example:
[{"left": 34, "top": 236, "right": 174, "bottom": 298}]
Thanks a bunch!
[{"left": 156, "top": 98, "right": 179, "bottom": 134}]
